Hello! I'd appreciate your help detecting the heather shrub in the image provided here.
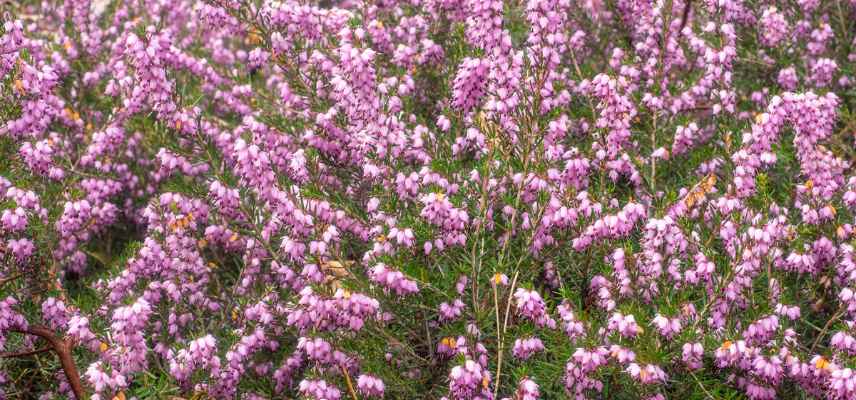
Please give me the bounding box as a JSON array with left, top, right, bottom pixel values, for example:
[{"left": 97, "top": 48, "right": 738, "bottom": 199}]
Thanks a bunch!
[{"left": 1, "top": 0, "right": 856, "bottom": 399}]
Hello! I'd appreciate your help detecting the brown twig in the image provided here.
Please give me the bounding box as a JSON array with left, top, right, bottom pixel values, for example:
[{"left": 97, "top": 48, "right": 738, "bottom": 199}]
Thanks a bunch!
[
  {"left": 0, "top": 273, "right": 22, "bottom": 287},
  {"left": 11, "top": 325, "right": 84, "bottom": 400},
  {"left": 689, "top": 371, "right": 715, "bottom": 400},
  {"left": 340, "top": 364, "right": 359, "bottom": 400},
  {"left": 493, "top": 270, "right": 520, "bottom": 398},
  {"left": 1, "top": 346, "right": 51, "bottom": 358},
  {"left": 810, "top": 305, "right": 846, "bottom": 353},
  {"left": 678, "top": 0, "right": 693, "bottom": 32}
]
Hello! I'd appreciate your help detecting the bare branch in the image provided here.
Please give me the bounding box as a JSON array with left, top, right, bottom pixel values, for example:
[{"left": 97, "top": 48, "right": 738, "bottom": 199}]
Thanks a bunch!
[
  {"left": 10, "top": 325, "right": 84, "bottom": 400},
  {"left": 1, "top": 346, "right": 51, "bottom": 358}
]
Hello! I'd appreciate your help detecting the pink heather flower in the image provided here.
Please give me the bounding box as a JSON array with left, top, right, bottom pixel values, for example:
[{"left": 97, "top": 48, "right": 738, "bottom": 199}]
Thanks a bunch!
[
  {"left": 1, "top": 207, "right": 28, "bottom": 232},
  {"left": 448, "top": 359, "right": 492, "bottom": 400},
  {"left": 369, "top": 263, "right": 419, "bottom": 296},
  {"left": 682, "top": 342, "right": 704, "bottom": 370},
  {"left": 437, "top": 115, "right": 451, "bottom": 131},
  {"left": 299, "top": 379, "right": 341, "bottom": 400},
  {"left": 456, "top": 275, "right": 469, "bottom": 294},
  {"left": 808, "top": 24, "right": 834, "bottom": 56},
  {"left": 651, "top": 314, "right": 682, "bottom": 339},
  {"left": 742, "top": 315, "right": 779, "bottom": 346},
  {"left": 388, "top": 227, "right": 416, "bottom": 247},
  {"left": 831, "top": 331, "right": 856, "bottom": 355},
  {"left": 297, "top": 337, "right": 336, "bottom": 365},
  {"left": 7, "top": 238, "right": 35, "bottom": 262},
  {"left": 0, "top": 297, "right": 27, "bottom": 345},
  {"left": 778, "top": 67, "right": 799, "bottom": 91},
  {"left": 650, "top": 147, "right": 669, "bottom": 160},
  {"left": 85, "top": 361, "right": 127, "bottom": 394},
  {"left": 420, "top": 192, "right": 469, "bottom": 248},
  {"left": 169, "top": 335, "right": 221, "bottom": 383},
  {"left": 512, "top": 336, "right": 544, "bottom": 360},
  {"left": 356, "top": 374, "right": 385, "bottom": 398},
  {"left": 512, "top": 377, "right": 539, "bottom": 400},
  {"left": 67, "top": 315, "right": 98, "bottom": 351},
  {"left": 41, "top": 298, "right": 69, "bottom": 330},
  {"left": 685, "top": 252, "right": 715, "bottom": 285},
  {"left": 514, "top": 288, "right": 555, "bottom": 328},
  {"left": 608, "top": 345, "right": 636, "bottom": 364},
  {"left": 286, "top": 287, "right": 379, "bottom": 333},
  {"left": 572, "top": 202, "right": 647, "bottom": 251},
  {"left": 451, "top": 57, "right": 489, "bottom": 112},
  {"left": 607, "top": 312, "right": 640, "bottom": 338},
  {"left": 797, "top": 0, "right": 820, "bottom": 12},
  {"left": 564, "top": 347, "right": 609, "bottom": 396},
  {"left": 439, "top": 299, "right": 465, "bottom": 322},
  {"left": 626, "top": 363, "right": 667, "bottom": 384},
  {"left": 557, "top": 302, "right": 585, "bottom": 341},
  {"left": 590, "top": 275, "right": 616, "bottom": 311},
  {"left": 589, "top": 73, "right": 637, "bottom": 160},
  {"left": 830, "top": 368, "right": 856, "bottom": 400},
  {"left": 774, "top": 304, "right": 801, "bottom": 320},
  {"left": 759, "top": 7, "right": 788, "bottom": 47},
  {"left": 810, "top": 58, "right": 838, "bottom": 88}
]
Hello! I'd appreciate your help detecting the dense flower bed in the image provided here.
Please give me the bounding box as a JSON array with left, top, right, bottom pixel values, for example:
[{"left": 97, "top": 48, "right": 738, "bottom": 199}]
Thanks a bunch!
[{"left": 1, "top": 0, "right": 856, "bottom": 399}]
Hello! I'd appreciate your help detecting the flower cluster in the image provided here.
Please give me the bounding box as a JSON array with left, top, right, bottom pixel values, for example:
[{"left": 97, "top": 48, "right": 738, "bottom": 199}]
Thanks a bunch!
[{"left": 1, "top": 0, "right": 856, "bottom": 399}]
